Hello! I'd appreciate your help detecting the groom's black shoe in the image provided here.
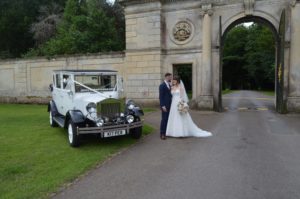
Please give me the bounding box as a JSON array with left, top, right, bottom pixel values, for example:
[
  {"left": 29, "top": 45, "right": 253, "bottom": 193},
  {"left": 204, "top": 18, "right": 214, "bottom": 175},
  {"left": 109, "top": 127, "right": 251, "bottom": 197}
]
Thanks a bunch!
[{"left": 160, "top": 135, "right": 166, "bottom": 140}]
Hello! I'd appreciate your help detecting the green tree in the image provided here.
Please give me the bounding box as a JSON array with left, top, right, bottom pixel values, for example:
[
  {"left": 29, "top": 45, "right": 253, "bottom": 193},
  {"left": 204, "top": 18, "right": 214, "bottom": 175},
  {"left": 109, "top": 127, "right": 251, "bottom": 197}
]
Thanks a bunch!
[
  {"left": 222, "top": 23, "right": 275, "bottom": 90},
  {"left": 0, "top": 0, "right": 66, "bottom": 59},
  {"left": 31, "top": 0, "right": 123, "bottom": 57},
  {"left": 0, "top": 0, "right": 36, "bottom": 58},
  {"left": 102, "top": 0, "right": 125, "bottom": 50},
  {"left": 244, "top": 24, "right": 275, "bottom": 90},
  {"left": 30, "top": 2, "right": 64, "bottom": 46},
  {"left": 222, "top": 25, "right": 249, "bottom": 90}
]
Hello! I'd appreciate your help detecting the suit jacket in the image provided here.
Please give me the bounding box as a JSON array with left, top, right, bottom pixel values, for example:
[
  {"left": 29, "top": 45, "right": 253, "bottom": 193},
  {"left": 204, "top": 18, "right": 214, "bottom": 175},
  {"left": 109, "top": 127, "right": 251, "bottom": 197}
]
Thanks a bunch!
[{"left": 159, "top": 81, "right": 172, "bottom": 110}]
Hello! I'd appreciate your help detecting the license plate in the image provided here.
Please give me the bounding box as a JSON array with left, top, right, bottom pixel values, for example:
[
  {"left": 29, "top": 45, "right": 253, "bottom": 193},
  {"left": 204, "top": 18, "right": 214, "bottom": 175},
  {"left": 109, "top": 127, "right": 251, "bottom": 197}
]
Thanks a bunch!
[{"left": 104, "top": 130, "right": 126, "bottom": 138}]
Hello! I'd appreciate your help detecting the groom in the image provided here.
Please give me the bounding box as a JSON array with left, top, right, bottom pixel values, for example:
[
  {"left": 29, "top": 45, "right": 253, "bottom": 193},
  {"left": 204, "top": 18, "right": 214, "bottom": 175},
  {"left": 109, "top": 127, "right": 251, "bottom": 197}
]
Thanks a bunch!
[{"left": 159, "top": 73, "right": 172, "bottom": 140}]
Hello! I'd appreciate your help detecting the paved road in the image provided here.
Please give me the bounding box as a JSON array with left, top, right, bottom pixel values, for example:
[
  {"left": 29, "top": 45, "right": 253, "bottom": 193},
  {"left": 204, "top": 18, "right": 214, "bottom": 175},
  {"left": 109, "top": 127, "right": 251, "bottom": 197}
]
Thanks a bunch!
[
  {"left": 223, "top": 90, "right": 274, "bottom": 111},
  {"left": 52, "top": 91, "right": 300, "bottom": 199}
]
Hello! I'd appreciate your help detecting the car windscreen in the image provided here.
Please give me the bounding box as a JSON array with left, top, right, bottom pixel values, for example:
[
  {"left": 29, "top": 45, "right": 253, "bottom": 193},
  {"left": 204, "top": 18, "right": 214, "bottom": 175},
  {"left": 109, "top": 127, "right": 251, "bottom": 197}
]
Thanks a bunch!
[{"left": 75, "top": 75, "right": 117, "bottom": 92}]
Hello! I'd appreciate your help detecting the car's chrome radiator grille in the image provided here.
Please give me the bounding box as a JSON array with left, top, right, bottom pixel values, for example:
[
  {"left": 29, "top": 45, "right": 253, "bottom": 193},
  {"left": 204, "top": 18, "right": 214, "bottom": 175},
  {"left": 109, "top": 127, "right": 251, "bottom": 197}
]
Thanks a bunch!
[
  {"left": 97, "top": 99, "right": 121, "bottom": 118},
  {"left": 101, "top": 103, "right": 120, "bottom": 117}
]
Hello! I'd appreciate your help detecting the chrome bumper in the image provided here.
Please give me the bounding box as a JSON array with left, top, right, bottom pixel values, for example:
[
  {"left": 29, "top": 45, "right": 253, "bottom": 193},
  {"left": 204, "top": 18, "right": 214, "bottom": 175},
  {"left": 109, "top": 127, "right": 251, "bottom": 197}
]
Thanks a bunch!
[{"left": 77, "top": 121, "right": 143, "bottom": 135}]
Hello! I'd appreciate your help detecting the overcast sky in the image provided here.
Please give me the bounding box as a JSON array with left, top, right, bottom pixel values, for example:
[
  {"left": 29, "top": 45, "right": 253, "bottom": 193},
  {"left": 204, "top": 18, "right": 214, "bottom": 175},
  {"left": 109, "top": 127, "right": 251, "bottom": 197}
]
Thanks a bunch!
[{"left": 243, "top": 22, "right": 254, "bottom": 27}]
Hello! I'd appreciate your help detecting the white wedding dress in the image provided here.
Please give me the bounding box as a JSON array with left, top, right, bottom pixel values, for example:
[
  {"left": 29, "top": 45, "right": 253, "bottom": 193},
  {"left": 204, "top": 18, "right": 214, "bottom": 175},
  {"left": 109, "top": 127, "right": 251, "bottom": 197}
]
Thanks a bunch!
[{"left": 166, "top": 87, "right": 212, "bottom": 138}]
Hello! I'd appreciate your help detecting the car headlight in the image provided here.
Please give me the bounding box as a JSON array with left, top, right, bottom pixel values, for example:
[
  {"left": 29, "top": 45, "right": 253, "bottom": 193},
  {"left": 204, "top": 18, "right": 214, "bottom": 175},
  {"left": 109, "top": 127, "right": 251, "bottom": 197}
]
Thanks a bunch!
[
  {"left": 126, "top": 115, "right": 134, "bottom": 123},
  {"left": 86, "top": 103, "right": 97, "bottom": 113},
  {"left": 96, "top": 118, "right": 104, "bottom": 127},
  {"left": 128, "top": 104, "right": 135, "bottom": 110},
  {"left": 126, "top": 99, "right": 136, "bottom": 110}
]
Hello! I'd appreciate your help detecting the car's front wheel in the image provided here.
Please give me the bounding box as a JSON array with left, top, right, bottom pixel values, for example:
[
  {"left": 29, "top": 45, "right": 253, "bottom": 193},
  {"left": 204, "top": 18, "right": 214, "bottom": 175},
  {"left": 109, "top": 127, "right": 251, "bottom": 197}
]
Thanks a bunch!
[
  {"left": 68, "top": 120, "right": 80, "bottom": 147},
  {"left": 130, "top": 126, "right": 142, "bottom": 139},
  {"left": 49, "top": 111, "right": 58, "bottom": 127}
]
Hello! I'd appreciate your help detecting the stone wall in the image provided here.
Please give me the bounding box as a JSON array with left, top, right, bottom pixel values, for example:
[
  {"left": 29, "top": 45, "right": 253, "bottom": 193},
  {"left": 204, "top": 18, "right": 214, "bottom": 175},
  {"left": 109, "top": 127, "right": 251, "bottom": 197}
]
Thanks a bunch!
[
  {"left": 0, "top": 53, "right": 125, "bottom": 104},
  {"left": 1, "top": 0, "right": 300, "bottom": 112},
  {"left": 123, "top": 1, "right": 163, "bottom": 106}
]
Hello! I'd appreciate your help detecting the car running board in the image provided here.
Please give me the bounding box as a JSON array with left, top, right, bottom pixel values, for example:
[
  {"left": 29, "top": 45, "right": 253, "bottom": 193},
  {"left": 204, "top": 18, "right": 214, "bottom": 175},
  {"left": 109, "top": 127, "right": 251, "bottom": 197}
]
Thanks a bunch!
[{"left": 53, "top": 116, "right": 65, "bottom": 128}]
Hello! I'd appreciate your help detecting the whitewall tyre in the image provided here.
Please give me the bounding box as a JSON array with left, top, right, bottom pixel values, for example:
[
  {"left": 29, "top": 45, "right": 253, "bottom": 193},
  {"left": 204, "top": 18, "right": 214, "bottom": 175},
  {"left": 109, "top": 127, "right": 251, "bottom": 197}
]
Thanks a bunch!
[
  {"left": 49, "top": 111, "right": 58, "bottom": 127},
  {"left": 68, "top": 120, "right": 80, "bottom": 147}
]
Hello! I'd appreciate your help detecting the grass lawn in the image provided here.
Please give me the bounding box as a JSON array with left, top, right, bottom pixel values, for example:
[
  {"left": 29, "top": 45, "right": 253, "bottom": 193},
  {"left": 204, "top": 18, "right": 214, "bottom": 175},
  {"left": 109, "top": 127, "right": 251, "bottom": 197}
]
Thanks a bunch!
[
  {"left": 0, "top": 104, "right": 154, "bottom": 199},
  {"left": 222, "top": 89, "right": 236, "bottom": 95},
  {"left": 142, "top": 107, "right": 158, "bottom": 113},
  {"left": 221, "top": 89, "right": 275, "bottom": 96},
  {"left": 187, "top": 91, "right": 192, "bottom": 100}
]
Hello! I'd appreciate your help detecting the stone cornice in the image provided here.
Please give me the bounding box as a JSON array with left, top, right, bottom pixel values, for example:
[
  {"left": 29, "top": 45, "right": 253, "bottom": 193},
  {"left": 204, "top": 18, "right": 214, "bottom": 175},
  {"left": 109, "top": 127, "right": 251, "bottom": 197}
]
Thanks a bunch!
[
  {"left": 199, "top": 4, "right": 214, "bottom": 16},
  {"left": 119, "top": 0, "right": 245, "bottom": 6},
  {"left": 244, "top": 0, "right": 255, "bottom": 15},
  {"left": 290, "top": 0, "right": 300, "bottom": 7},
  {"left": 119, "top": 0, "right": 160, "bottom": 6},
  {"left": 119, "top": 0, "right": 292, "bottom": 6}
]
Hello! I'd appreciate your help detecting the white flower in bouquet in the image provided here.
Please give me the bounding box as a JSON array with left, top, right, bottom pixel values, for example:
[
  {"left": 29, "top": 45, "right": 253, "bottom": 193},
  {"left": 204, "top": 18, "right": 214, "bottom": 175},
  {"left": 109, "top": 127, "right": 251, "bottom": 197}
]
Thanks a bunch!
[{"left": 177, "top": 100, "right": 189, "bottom": 114}]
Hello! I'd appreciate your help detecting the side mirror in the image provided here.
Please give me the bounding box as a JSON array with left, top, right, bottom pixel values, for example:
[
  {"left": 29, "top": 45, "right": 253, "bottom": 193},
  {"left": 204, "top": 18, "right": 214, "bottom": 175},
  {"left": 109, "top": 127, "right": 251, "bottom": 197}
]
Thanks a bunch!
[{"left": 49, "top": 84, "right": 53, "bottom": 92}]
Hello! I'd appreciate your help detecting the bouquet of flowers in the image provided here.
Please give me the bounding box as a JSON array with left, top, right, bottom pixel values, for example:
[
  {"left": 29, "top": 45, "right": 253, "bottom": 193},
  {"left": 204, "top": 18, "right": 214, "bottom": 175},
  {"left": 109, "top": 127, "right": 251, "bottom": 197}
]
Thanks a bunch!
[{"left": 177, "top": 100, "right": 189, "bottom": 114}]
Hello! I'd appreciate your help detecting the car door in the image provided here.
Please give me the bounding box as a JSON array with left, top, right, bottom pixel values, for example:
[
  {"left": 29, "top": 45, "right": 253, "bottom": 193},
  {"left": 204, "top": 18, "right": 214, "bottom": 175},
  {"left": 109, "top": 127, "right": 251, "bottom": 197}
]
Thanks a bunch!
[
  {"left": 59, "top": 74, "right": 74, "bottom": 115},
  {"left": 52, "top": 73, "right": 64, "bottom": 115}
]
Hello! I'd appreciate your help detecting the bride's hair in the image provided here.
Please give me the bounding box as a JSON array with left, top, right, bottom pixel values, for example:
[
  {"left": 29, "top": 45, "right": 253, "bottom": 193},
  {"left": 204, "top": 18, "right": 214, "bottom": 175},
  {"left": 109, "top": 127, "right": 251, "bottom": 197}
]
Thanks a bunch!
[{"left": 173, "top": 75, "right": 181, "bottom": 84}]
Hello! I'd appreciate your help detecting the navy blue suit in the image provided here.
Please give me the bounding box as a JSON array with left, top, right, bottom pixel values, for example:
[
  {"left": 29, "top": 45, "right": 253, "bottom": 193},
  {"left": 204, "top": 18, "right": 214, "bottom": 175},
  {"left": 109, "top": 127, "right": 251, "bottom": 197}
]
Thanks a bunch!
[{"left": 159, "top": 81, "right": 172, "bottom": 136}]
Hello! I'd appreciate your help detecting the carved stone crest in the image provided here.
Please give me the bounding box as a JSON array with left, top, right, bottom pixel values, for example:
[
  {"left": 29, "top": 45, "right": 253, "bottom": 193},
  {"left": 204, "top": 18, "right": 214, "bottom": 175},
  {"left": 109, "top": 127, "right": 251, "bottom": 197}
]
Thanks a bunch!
[
  {"left": 171, "top": 20, "right": 195, "bottom": 45},
  {"left": 173, "top": 21, "right": 192, "bottom": 42}
]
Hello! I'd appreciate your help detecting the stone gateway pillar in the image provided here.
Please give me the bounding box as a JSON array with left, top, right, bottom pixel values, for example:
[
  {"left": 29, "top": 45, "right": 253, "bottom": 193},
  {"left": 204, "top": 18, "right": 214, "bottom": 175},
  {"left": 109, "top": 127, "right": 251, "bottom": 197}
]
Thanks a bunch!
[
  {"left": 119, "top": 0, "right": 300, "bottom": 113},
  {"left": 195, "top": 4, "right": 214, "bottom": 109},
  {"left": 121, "top": 0, "right": 163, "bottom": 105},
  {"left": 288, "top": 1, "right": 300, "bottom": 111}
]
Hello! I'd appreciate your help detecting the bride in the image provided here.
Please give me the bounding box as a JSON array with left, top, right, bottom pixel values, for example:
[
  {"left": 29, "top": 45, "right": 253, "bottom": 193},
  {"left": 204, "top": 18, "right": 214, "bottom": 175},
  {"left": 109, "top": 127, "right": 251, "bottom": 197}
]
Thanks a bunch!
[{"left": 166, "top": 76, "right": 212, "bottom": 138}]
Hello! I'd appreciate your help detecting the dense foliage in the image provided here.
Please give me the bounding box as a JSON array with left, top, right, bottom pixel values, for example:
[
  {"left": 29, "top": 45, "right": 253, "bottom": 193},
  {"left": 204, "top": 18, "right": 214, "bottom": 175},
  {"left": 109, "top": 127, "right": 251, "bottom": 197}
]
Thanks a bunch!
[
  {"left": 223, "top": 24, "right": 276, "bottom": 90},
  {"left": 0, "top": 0, "right": 66, "bottom": 59},
  {"left": 28, "top": 0, "right": 124, "bottom": 57},
  {"left": 0, "top": 0, "right": 124, "bottom": 59}
]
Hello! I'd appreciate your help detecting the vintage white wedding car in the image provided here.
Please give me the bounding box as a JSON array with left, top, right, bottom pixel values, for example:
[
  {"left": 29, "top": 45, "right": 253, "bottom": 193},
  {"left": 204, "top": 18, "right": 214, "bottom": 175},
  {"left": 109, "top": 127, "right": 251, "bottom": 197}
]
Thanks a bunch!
[{"left": 48, "top": 70, "right": 144, "bottom": 147}]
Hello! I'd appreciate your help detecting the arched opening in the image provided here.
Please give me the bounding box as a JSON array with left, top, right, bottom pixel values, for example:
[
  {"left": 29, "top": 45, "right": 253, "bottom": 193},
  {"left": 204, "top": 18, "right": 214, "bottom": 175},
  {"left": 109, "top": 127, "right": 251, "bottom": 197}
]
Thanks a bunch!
[{"left": 218, "top": 15, "right": 286, "bottom": 113}]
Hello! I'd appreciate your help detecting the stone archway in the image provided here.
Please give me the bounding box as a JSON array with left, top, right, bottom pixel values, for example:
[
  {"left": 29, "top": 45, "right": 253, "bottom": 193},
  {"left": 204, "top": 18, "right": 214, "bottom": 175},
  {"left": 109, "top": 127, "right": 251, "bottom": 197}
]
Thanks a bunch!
[
  {"left": 217, "top": 14, "right": 286, "bottom": 113},
  {"left": 119, "top": 0, "right": 300, "bottom": 113}
]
